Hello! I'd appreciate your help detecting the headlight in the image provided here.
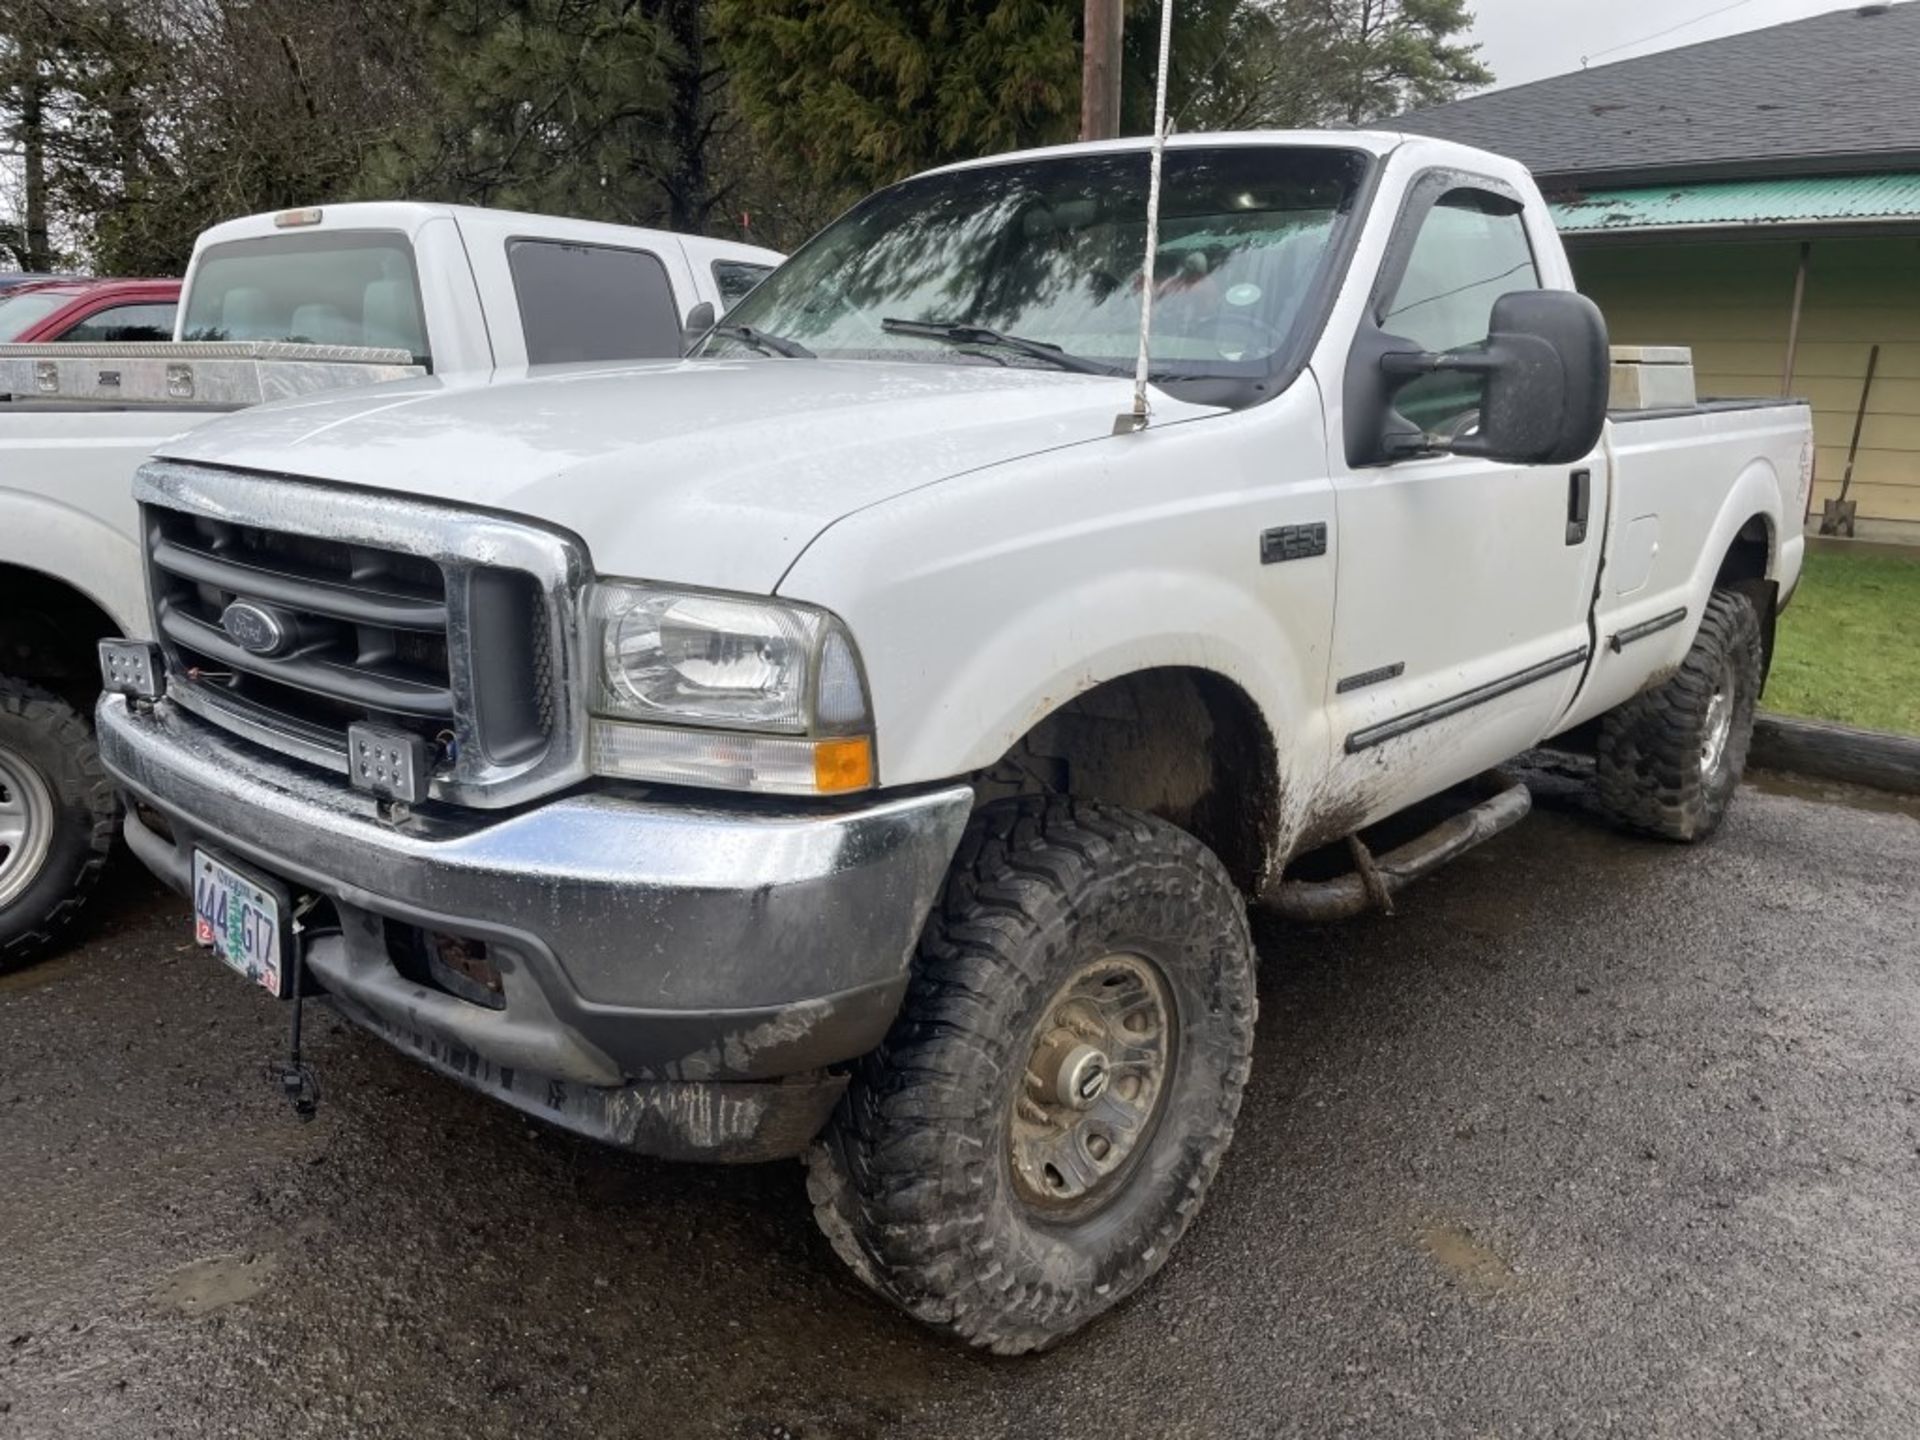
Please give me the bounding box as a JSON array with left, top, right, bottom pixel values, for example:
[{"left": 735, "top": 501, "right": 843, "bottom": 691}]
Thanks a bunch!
[{"left": 585, "top": 581, "right": 874, "bottom": 795}]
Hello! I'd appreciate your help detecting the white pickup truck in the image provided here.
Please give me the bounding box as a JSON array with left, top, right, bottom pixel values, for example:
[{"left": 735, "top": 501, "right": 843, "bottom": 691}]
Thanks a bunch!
[
  {"left": 95, "top": 132, "right": 1808, "bottom": 1353},
  {"left": 0, "top": 202, "right": 780, "bottom": 960}
]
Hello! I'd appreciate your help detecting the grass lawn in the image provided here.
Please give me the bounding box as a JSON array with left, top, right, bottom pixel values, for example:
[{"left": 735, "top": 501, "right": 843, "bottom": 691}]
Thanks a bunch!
[{"left": 1766, "top": 544, "right": 1920, "bottom": 736}]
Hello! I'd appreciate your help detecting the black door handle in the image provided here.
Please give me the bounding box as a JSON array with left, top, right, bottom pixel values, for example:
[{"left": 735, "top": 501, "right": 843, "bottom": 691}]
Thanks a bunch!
[{"left": 1566, "top": 468, "right": 1591, "bottom": 546}]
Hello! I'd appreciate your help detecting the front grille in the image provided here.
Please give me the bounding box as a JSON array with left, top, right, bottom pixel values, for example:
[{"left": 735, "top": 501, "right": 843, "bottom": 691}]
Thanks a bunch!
[
  {"left": 149, "top": 507, "right": 457, "bottom": 749},
  {"left": 136, "top": 460, "right": 591, "bottom": 809}
]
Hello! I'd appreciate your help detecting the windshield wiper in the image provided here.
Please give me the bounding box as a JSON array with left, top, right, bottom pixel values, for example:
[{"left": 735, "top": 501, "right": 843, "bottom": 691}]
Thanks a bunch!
[
  {"left": 707, "top": 323, "right": 815, "bottom": 359},
  {"left": 880, "top": 318, "right": 1124, "bottom": 376}
]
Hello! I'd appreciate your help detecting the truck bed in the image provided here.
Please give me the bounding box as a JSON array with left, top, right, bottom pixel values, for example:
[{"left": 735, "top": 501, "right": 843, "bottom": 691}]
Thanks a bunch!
[
  {"left": 1559, "top": 396, "right": 1812, "bottom": 733},
  {"left": 1610, "top": 396, "right": 1806, "bottom": 424}
]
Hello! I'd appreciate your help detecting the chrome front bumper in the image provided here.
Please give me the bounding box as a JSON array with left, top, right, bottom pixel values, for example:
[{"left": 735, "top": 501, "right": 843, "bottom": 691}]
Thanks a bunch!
[{"left": 98, "top": 695, "right": 972, "bottom": 1159}]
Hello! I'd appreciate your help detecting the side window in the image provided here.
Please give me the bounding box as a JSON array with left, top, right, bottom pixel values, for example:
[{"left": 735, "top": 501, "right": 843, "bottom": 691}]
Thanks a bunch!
[
  {"left": 507, "top": 240, "right": 683, "bottom": 365},
  {"left": 1380, "top": 189, "right": 1541, "bottom": 434},
  {"left": 56, "top": 302, "right": 177, "bottom": 343},
  {"left": 712, "top": 260, "right": 773, "bottom": 311}
]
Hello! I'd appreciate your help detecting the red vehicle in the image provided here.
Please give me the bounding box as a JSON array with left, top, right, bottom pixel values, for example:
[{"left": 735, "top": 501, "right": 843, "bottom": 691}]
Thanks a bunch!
[{"left": 0, "top": 278, "right": 180, "bottom": 344}]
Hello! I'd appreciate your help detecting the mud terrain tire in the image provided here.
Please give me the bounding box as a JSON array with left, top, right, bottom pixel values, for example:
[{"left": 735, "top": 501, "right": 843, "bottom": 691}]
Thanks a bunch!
[
  {"left": 0, "top": 681, "right": 116, "bottom": 966},
  {"left": 1595, "top": 587, "right": 1762, "bottom": 843},
  {"left": 807, "top": 797, "right": 1256, "bottom": 1354}
]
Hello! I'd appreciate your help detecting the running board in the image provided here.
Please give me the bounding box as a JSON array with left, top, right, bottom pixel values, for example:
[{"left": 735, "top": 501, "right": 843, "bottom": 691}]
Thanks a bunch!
[{"left": 1261, "top": 780, "right": 1533, "bottom": 923}]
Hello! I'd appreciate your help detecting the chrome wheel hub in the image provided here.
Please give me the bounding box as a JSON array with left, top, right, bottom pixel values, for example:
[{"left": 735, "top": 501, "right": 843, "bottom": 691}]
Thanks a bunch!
[
  {"left": 0, "top": 746, "right": 55, "bottom": 912},
  {"left": 1009, "top": 953, "right": 1174, "bottom": 1212},
  {"left": 1701, "top": 660, "right": 1736, "bottom": 777}
]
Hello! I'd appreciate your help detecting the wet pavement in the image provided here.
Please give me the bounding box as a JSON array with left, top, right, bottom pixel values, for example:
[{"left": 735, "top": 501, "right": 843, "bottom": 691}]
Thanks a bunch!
[{"left": 3, "top": 765, "right": 1918, "bottom": 1439}]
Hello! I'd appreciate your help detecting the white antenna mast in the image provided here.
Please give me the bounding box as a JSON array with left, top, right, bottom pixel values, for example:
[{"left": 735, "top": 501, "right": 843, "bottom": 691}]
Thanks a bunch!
[{"left": 1117, "top": 0, "right": 1176, "bottom": 435}]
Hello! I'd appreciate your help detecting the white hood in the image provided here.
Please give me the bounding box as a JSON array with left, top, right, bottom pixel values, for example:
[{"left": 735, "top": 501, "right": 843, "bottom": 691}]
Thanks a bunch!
[{"left": 159, "top": 359, "right": 1220, "bottom": 593}]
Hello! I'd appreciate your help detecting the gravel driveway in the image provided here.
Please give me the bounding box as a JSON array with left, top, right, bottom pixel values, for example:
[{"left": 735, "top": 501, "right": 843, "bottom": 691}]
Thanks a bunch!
[{"left": 3, "top": 764, "right": 1916, "bottom": 1439}]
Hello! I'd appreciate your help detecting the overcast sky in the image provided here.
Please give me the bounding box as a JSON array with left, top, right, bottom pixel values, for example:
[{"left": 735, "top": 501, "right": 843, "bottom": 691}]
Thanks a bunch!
[{"left": 1467, "top": 0, "right": 1884, "bottom": 91}]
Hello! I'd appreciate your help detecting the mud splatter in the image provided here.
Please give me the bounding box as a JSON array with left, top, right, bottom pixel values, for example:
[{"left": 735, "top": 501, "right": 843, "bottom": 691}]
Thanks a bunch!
[
  {"left": 0, "top": 951, "right": 86, "bottom": 996},
  {"left": 152, "top": 1253, "right": 279, "bottom": 1315},
  {"left": 1415, "top": 1222, "right": 1519, "bottom": 1296}
]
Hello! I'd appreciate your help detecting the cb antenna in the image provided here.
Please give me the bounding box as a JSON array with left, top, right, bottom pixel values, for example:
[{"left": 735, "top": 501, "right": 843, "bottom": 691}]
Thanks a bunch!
[{"left": 1116, "top": 0, "right": 1176, "bottom": 435}]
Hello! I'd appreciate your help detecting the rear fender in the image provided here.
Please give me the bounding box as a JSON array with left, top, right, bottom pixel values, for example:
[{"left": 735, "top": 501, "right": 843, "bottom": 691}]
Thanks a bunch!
[
  {"left": 0, "top": 490, "right": 147, "bottom": 639},
  {"left": 1692, "top": 461, "right": 1785, "bottom": 600}
]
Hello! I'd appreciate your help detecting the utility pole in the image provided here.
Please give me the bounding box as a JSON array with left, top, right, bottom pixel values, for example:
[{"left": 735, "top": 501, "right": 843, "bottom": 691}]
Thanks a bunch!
[{"left": 1080, "top": 0, "right": 1124, "bottom": 141}]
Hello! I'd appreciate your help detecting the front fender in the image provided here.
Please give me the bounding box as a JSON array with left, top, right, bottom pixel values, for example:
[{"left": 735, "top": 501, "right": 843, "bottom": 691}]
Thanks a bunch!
[
  {"left": 881, "top": 571, "right": 1311, "bottom": 781},
  {"left": 777, "top": 386, "right": 1340, "bottom": 845}
]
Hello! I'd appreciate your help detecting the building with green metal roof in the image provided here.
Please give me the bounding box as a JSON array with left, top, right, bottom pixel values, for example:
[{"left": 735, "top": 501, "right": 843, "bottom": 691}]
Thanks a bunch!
[{"left": 1401, "top": 2, "right": 1920, "bottom": 541}]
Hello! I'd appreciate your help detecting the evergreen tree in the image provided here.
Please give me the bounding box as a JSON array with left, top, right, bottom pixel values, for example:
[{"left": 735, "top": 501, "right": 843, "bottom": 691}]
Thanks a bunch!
[
  {"left": 1131, "top": 0, "right": 1491, "bottom": 133},
  {"left": 710, "top": 0, "right": 1082, "bottom": 200},
  {"left": 2, "top": 0, "right": 1495, "bottom": 272},
  {"left": 363, "top": 0, "right": 779, "bottom": 239},
  {"left": 1310, "top": 0, "right": 1490, "bottom": 122},
  {"left": 1264, "top": 0, "right": 1490, "bottom": 126},
  {"left": 716, "top": 0, "right": 1491, "bottom": 214},
  {"left": 359, "top": 0, "right": 673, "bottom": 223},
  {"left": 0, "top": 0, "right": 425, "bottom": 274},
  {"left": 1121, "top": 0, "right": 1292, "bottom": 134}
]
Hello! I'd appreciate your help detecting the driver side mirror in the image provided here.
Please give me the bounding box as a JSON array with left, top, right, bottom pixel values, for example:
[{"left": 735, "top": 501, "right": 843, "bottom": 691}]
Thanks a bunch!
[
  {"left": 682, "top": 301, "right": 717, "bottom": 354},
  {"left": 1345, "top": 289, "right": 1610, "bottom": 467}
]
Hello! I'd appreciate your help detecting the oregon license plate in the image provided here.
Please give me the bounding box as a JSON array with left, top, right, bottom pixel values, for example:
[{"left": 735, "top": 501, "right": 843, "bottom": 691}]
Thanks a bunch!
[{"left": 192, "top": 850, "right": 290, "bottom": 998}]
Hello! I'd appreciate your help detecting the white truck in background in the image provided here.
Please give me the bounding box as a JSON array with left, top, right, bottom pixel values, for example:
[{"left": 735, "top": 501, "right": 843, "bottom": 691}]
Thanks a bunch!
[
  {"left": 95, "top": 132, "right": 1809, "bottom": 1353},
  {"left": 0, "top": 202, "right": 781, "bottom": 961}
]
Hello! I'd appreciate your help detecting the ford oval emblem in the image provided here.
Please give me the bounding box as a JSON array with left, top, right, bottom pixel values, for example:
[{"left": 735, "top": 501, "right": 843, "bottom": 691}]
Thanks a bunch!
[{"left": 220, "top": 601, "right": 287, "bottom": 656}]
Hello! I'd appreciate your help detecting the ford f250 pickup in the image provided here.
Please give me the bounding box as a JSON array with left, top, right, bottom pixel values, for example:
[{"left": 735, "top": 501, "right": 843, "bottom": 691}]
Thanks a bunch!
[
  {"left": 0, "top": 202, "right": 779, "bottom": 962},
  {"left": 95, "top": 131, "right": 1809, "bottom": 1353}
]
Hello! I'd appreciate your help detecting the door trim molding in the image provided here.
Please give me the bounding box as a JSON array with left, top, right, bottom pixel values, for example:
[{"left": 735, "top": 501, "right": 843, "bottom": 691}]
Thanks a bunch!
[
  {"left": 1607, "top": 607, "right": 1688, "bottom": 654},
  {"left": 1337, "top": 660, "right": 1406, "bottom": 694},
  {"left": 1345, "top": 647, "right": 1590, "bottom": 754}
]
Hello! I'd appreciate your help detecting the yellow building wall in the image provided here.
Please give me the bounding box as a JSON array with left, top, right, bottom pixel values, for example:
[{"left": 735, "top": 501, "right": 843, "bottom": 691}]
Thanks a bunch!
[{"left": 1574, "top": 236, "right": 1920, "bottom": 529}]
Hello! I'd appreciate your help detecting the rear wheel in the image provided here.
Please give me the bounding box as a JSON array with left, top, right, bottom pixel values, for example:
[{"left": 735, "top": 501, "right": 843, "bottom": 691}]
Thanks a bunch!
[
  {"left": 0, "top": 682, "right": 117, "bottom": 966},
  {"left": 807, "top": 797, "right": 1256, "bottom": 1354},
  {"left": 1594, "top": 587, "right": 1762, "bottom": 843}
]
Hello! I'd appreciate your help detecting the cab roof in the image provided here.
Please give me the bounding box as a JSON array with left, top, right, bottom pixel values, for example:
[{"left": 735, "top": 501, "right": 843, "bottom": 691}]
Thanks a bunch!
[
  {"left": 0, "top": 276, "right": 177, "bottom": 299},
  {"left": 192, "top": 202, "right": 783, "bottom": 270},
  {"left": 923, "top": 128, "right": 1523, "bottom": 183}
]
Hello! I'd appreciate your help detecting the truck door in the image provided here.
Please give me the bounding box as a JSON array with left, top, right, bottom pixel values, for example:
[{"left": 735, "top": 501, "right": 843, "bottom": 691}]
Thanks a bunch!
[{"left": 1320, "top": 176, "right": 1606, "bottom": 825}]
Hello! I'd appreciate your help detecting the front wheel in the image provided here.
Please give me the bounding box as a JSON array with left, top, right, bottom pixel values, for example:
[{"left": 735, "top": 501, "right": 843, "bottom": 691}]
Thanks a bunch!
[
  {"left": 1594, "top": 587, "right": 1763, "bottom": 843},
  {"left": 807, "top": 797, "right": 1256, "bottom": 1354},
  {"left": 0, "top": 681, "right": 117, "bottom": 966}
]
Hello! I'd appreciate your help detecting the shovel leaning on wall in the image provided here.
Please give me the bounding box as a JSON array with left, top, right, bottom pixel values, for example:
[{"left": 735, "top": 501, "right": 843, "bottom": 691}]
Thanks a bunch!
[{"left": 1820, "top": 342, "right": 1880, "bottom": 538}]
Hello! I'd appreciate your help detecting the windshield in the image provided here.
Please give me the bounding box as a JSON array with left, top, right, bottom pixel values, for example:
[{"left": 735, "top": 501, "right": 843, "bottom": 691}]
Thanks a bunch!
[
  {"left": 701, "top": 145, "right": 1369, "bottom": 382},
  {"left": 181, "top": 231, "right": 430, "bottom": 364},
  {"left": 0, "top": 290, "right": 72, "bottom": 341}
]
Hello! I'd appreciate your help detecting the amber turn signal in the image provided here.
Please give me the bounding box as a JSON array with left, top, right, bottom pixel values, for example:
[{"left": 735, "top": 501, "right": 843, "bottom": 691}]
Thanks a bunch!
[{"left": 813, "top": 736, "right": 875, "bottom": 793}]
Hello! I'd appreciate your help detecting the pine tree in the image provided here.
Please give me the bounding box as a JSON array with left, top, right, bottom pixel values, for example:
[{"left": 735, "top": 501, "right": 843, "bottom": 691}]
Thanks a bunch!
[
  {"left": 710, "top": 0, "right": 1082, "bottom": 199},
  {"left": 715, "top": 0, "right": 1492, "bottom": 211},
  {"left": 1275, "top": 0, "right": 1491, "bottom": 125},
  {"left": 1129, "top": 0, "right": 1492, "bottom": 133}
]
